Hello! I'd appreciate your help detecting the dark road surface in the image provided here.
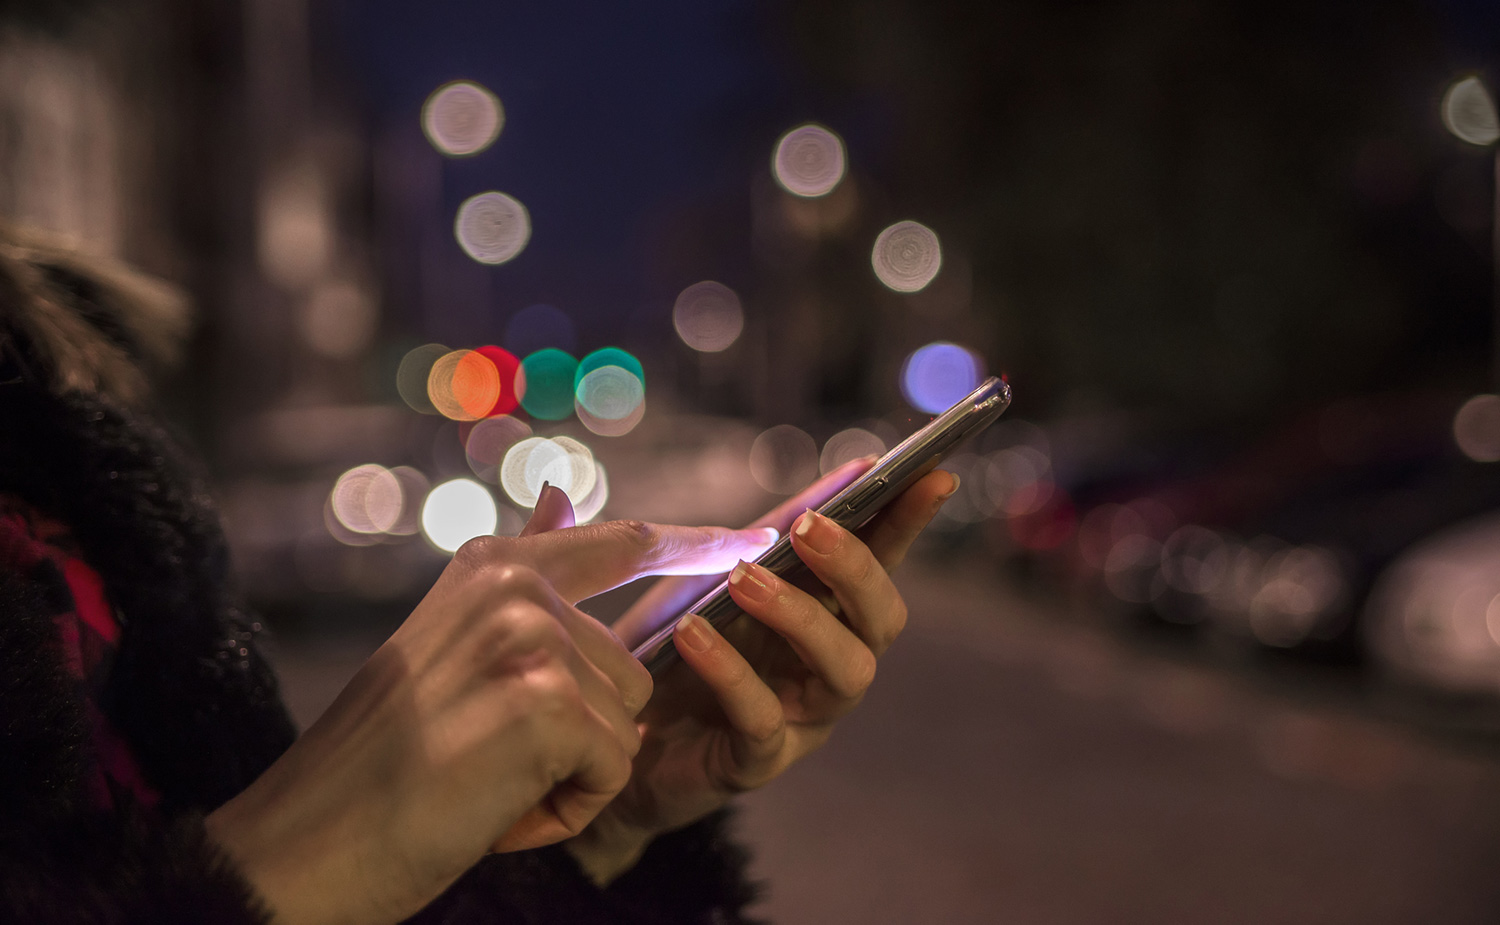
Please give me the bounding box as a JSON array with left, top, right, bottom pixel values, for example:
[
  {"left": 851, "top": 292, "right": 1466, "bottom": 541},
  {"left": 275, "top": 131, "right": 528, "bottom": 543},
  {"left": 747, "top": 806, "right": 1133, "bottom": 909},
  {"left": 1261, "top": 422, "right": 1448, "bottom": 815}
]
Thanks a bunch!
[{"left": 266, "top": 558, "right": 1500, "bottom": 924}]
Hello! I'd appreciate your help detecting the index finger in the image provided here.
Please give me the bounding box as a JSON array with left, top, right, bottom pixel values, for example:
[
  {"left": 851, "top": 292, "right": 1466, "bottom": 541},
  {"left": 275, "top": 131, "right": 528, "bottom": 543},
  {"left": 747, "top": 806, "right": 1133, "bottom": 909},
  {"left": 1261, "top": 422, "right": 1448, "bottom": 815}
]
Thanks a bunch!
[
  {"left": 497, "top": 520, "right": 781, "bottom": 603},
  {"left": 615, "top": 456, "right": 877, "bottom": 633}
]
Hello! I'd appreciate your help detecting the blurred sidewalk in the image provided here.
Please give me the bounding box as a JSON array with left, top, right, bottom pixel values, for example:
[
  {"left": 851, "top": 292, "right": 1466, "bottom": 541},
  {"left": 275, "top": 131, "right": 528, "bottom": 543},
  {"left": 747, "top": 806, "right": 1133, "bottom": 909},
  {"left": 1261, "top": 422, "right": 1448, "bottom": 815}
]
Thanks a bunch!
[{"left": 266, "top": 558, "right": 1500, "bottom": 924}]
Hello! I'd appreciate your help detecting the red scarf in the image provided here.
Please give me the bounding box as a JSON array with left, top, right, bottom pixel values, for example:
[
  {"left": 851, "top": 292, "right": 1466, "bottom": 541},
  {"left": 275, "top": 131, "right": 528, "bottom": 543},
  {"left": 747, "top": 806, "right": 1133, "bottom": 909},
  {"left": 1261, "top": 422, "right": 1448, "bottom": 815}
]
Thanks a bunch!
[{"left": 0, "top": 494, "right": 160, "bottom": 810}]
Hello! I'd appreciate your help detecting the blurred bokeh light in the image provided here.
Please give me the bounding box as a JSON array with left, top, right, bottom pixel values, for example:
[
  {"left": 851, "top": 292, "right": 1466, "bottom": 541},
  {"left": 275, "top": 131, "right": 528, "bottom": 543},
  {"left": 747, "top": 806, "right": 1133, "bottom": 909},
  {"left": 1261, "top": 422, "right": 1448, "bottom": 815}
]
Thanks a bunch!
[
  {"left": 299, "top": 279, "right": 376, "bottom": 359},
  {"left": 500, "top": 435, "right": 597, "bottom": 507},
  {"left": 518, "top": 348, "right": 579, "bottom": 420},
  {"left": 772, "top": 123, "right": 846, "bottom": 198},
  {"left": 819, "top": 427, "right": 886, "bottom": 474},
  {"left": 1454, "top": 393, "right": 1500, "bottom": 461},
  {"left": 464, "top": 414, "right": 533, "bottom": 483},
  {"left": 397, "top": 344, "right": 450, "bottom": 414},
  {"left": 421, "top": 80, "right": 504, "bottom": 156},
  {"left": 455, "top": 191, "right": 531, "bottom": 264},
  {"left": 427, "top": 348, "right": 502, "bottom": 421},
  {"left": 330, "top": 464, "right": 402, "bottom": 535},
  {"left": 872, "top": 220, "right": 942, "bottom": 292},
  {"left": 386, "top": 466, "right": 431, "bottom": 536},
  {"left": 575, "top": 364, "right": 645, "bottom": 421},
  {"left": 1442, "top": 75, "right": 1500, "bottom": 146},
  {"left": 576, "top": 347, "right": 644, "bottom": 390},
  {"left": 900, "top": 341, "right": 983, "bottom": 413},
  {"left": 573, "top": 462, "right": 610, "bottom": 522},
  {"left": 576, "top": 393, "right": 646, "bottom": 437},
  {"left": 474, "top": 345, "right": 523, "bottom": 416},
  {"left": 420, "top": 478, "right": 499, "bottom": 553},
  {"left": 673, "top": 280, "right": 744, "bottom": 352},
  {"left": 749, "top": 424, "right": 819, "bottom": 494},
  {"left": 258, "top": 162, "right": 330, "bottom": 289}
]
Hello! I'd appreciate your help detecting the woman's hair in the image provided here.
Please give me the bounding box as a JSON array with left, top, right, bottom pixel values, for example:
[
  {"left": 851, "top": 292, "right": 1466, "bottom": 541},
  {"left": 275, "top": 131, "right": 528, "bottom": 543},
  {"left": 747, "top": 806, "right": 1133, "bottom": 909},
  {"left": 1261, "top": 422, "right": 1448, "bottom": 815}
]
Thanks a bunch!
[{"left": 0, "top": 224, "right": 187, "bottom": 405}]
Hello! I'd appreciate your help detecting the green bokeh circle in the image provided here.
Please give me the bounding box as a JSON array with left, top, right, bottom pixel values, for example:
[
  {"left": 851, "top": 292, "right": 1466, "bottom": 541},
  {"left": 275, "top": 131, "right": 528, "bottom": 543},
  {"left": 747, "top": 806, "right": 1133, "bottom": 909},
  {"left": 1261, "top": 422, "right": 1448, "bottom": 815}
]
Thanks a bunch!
[{"left": 519, "top": 349, "right": 580, "bottom": 420}]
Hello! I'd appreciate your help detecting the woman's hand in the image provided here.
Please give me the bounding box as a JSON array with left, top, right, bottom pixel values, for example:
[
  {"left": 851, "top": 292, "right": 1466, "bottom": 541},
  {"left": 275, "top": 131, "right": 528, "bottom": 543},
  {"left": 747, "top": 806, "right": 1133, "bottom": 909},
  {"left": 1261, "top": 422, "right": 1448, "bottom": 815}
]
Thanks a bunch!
[
  {"left": 206, "top": 514, "right": 776, "bottom": 925},
  {"left": 566, "top": 462, "right": 960, "bottom": 883}
]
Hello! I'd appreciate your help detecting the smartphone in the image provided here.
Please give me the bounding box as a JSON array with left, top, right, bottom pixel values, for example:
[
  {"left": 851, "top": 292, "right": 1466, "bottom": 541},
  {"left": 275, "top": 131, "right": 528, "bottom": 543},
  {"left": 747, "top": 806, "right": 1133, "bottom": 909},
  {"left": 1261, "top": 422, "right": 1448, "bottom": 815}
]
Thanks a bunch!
[{"left": 632, "top": 376, "right": 1012, "bottom": 676}]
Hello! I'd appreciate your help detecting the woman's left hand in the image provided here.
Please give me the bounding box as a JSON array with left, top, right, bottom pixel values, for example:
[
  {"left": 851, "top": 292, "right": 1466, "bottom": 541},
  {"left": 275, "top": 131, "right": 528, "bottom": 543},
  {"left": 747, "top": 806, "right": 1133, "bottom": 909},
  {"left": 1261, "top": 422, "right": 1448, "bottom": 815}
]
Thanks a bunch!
[{"left": 547, "top": 465, "right": 958, "bottom": 883}]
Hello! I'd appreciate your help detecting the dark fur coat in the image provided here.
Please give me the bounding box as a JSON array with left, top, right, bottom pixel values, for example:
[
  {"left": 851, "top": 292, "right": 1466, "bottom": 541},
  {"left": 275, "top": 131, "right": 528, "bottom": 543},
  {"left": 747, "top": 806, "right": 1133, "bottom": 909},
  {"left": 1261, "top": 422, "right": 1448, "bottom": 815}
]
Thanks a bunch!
[{"left": 0, "top": 237, "right": 756, "bottom": 923}]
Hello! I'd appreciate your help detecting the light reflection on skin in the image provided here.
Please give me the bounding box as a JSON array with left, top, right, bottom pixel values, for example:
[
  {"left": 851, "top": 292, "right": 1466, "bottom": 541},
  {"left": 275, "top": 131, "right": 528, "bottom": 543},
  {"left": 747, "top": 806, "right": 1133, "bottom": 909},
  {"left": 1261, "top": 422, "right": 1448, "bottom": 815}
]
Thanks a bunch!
[
  {"left": 872, "top": 220, "right": 942, "bottom": 292},
  {"left": 422, "top": 81, "right": 504, "bottom": 156}
]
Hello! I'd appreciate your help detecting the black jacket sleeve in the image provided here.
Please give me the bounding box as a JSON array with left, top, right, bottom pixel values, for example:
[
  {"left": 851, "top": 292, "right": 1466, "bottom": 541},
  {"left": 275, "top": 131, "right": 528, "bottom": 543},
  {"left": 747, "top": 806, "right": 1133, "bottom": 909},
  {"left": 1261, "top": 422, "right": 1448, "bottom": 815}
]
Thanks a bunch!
[
  {"left": 404, "top": 810, "right": 760, "bottom": 925},
  {"left": 0, "top": 567, "right": 270, "bottom": 924}
]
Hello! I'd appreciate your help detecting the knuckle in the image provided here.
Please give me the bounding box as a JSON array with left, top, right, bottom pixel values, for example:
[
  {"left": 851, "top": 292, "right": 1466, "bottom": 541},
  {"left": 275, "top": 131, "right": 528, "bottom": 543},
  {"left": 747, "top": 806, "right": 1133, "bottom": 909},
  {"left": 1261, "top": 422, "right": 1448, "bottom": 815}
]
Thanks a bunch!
[
  {"left": 873, "top": 598, "right": 909, "bottom": 652},
  {"left": 837, "top": 648, "right": 878, "bottom": 699},
  {"left": 849, "top": 550, "right": 881, "bottom": 589},
  {"left": 742, "top": 710, "right": 786, "bottom": 748},
  {"left": 452, "top": 534, "right": 506, "bottom": 572},
  {"left": 622, "top": 715, "right": 643, "bottom": 757},
  {"left": 601, "top": 738, "right": 635, "bottom": 793},
  {"left": 608, "top": 519, "right": 659, "bottom": 553},
  {"left": 485, "top": 598, "right": 565, "bottom": 655},
  {"left": 621, "top": 659, "right": 654, "bottom": 715},
  {"left": 522, "top": 661, "right": 585, "bottom": 715},
  {"left": 484, "top": 562, "right": 547, "bottom": 597}
]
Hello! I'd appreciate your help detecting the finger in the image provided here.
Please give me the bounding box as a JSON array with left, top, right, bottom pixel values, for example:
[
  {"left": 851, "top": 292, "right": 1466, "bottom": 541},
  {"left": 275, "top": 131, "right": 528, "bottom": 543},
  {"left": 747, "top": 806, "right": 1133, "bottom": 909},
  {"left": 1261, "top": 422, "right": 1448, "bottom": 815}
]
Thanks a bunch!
[
  {"left": 520, "top": 483, "right": 576, "bottom": 537},
  {"left": 858, "top": 469, "right": 960, "bottom": 573},
  {"left": 613, "top": 457, "right": 875, "bottom": 643},
  {"left": 747, "top": 455, "right": 875, "bottom": 535},
  {"left": 553, "top": 602, "right": 653, "bottom": 716},
  {"left": 789, "top": 510, "right": 908, "bottom": 658},
  {"left": 726, "top": 559, "right": 878, "bottom": 701},
  {"left": 514, "top": 520, "right": 780, "bottom": 602},
  {"left": 672, "top": 613, "right": 788, "bottom": 775},
  {"left": 490, "top": 702, "right": 634, "bottom": 851},
  {"left": 563, "top": 640, "right": 644, "bottom": 758}
]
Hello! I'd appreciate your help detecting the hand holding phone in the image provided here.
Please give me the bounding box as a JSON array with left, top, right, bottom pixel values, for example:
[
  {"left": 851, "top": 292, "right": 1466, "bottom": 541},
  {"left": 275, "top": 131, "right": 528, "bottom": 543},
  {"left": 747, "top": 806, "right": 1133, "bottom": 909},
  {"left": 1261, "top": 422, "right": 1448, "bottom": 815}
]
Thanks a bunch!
[
  {"left": 565, "top": 377, "right": 1010, "bottom": 880},
  {"left": 631, "top": 376, "right": 1011, "bottom": 675}
]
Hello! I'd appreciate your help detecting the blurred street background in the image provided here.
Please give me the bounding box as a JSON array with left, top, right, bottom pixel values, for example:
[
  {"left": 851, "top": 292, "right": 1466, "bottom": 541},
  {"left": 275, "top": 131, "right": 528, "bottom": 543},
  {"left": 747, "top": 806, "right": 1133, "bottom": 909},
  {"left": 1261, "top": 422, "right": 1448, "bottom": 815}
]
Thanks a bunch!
[{"left": 6, "top": 0, "right": 1500, "bottom": 919}]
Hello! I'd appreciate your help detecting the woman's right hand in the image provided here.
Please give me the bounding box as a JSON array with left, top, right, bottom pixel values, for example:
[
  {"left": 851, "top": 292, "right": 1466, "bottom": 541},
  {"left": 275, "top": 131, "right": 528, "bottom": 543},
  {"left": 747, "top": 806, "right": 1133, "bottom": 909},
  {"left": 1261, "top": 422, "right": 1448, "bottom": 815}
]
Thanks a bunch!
[{"left": 205, "top": 517, "right": 777, "bottom": 925}]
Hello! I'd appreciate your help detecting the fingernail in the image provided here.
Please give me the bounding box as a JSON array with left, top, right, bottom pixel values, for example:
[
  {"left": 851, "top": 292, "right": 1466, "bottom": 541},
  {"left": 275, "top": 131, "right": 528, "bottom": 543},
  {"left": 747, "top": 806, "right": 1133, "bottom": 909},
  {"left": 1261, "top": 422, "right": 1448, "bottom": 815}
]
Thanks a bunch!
[
  {"left": 729, "top": 559, "right": 775, "bottom": 603},
  {"left": 938, "top": 472, "right": 961, "bottom": 502},
  {"left": 675, "top": 613, "right": 712, "bottom": 653},
  {"left": 751, "top": 526, "right": 780, "bottom": 545},
  {"left": 792, "top": 509, "right": 839, "bottom": 555}
]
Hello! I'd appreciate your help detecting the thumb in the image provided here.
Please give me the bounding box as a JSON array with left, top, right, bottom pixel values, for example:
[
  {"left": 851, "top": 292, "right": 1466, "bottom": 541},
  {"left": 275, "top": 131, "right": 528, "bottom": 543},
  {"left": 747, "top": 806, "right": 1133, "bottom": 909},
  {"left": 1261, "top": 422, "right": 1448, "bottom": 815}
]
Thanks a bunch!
[{"left": 521, "top": 483, "right": 576, "bottom": 536}]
